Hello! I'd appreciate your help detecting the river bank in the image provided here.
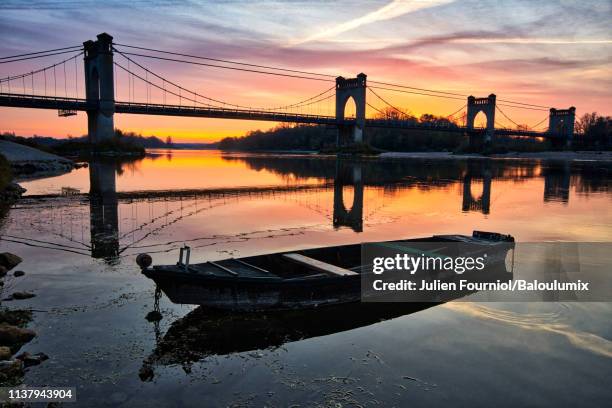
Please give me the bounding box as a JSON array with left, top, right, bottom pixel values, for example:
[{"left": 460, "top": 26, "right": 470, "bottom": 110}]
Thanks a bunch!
[
  {"left": 0, "top": 252, "right": 47, "bottom": 386},
  {"left": 378, "top": 150, "right": 612, "bottom": 161},
  {"left": 0, "top": 140, "right": 76, "bottom": 180}
]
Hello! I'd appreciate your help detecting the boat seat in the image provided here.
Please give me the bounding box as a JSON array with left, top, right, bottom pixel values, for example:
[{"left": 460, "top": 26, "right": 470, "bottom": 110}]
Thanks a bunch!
[{"left": 282, "top": 253, "right": 358, "bottom": 276}]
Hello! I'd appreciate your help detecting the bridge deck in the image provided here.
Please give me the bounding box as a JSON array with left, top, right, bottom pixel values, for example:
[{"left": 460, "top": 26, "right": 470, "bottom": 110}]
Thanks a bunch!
[{"left": 0, "top": 93, "right": 552, "bottom": 138}]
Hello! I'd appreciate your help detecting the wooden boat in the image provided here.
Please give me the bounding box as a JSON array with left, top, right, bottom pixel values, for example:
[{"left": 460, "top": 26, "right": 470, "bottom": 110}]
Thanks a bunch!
[{"left": 137, "top": 230, "right": 514, "bottom": 311}]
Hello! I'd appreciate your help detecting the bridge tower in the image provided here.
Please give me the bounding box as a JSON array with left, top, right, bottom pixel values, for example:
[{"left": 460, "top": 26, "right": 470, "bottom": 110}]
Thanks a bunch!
[
  {"left": 336, "top": 73, "right": 366, "bottom": 146},
  {"left": 548, "top": 107, "right": 575, "bottom": 147},
  {"left": 466, "top": 94, "right": 496, "bottom": 147},
  {"left": 83, "top": 33, "right": 115, "bottom": 144}
]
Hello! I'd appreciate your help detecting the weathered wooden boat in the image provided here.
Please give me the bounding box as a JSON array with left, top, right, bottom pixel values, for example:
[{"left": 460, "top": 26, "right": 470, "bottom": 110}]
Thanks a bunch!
[{"left": 137, "top": 230, "right": 514, "bottom": 311}]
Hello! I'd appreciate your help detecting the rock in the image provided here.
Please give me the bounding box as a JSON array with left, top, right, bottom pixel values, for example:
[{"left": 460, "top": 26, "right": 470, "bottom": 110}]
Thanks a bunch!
[
  {"left": 0, "top": 253, "right": 22, "bottom": 270},
  {"left": 139, "top": 364, "right": 154, "bottom": 381},
  {"left": 0, "top": 346, "right": 12, "bottom": 360},
  {"left": 0, "top": 182, "right": 26, "bottom": 203},
  {"left": 0, "top": 265, "right": 7, "bottom": 277},
  {"left": 0, "top": 325, "right": 36, "bottom": 345},
  {"left": 0, "top": 309, "right": 32, "bottom": 326},
  {"left": 13, "top": 270, "right": 25, "bottom": 277},
  {"left": 145, "top": 310, "right": 163, "bottom": 322},
  {"left": 15, "top": 351, "right": 49, "bottom": 368},
  {"left": 11, "top": 292, "right": 36, "bottom": 300},
  {"left": 0, "top": 359, "right": 24, "bottom": 381}
]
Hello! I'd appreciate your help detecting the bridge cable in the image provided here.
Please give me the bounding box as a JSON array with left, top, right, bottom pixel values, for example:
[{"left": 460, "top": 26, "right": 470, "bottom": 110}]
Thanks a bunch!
[
  {"left": 369, "top": 85, "right": 465, "bottom": 101},
  {"left": 367, "top": 87, "right": 411, "bottom": 117},
  {"left": 445, "top": 104, "right": 466, "bottom": 119},
  {"left": 0, "top": 45, "right": 82, "bottom": 61},
  {"left": 528, "top": 116, "right": 549, "bottom": 131},
  {"left": 113, "top": 43, "right": 336, "bottom": 79},
  {"left": 0, "top": 48, "right": 83, "bottom": 64},
  {"left": 497, "top": 102, "right": 549, "bottom": 112},
  {"left": 369, "top": 80, "right": 467, "bottom": 98},
  {"left": 114, "top": 47, "right": 336, "bottom": 112},
  {"left": 114, "top": 50, "right": 334, "bottom": 83},
  {"left": 114, "top": 48, "right": 266, "bottom": 109},
  {"left": 495, "top": 105, "right": 521, "bottom": 128},
  {"left": 366, "top": 102, "right": 386, "bottom": 116},
  {"left": 0, "top": 52, "right": 83, "bottom": 83},
  {"left": 113, "top": 43, "right": 553, "bottom": 109}
]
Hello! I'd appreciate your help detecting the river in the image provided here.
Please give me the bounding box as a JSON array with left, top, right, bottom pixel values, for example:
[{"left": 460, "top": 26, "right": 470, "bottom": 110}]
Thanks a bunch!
[{"left": 1, "top": 149, "right": 611, "bottom": 407}]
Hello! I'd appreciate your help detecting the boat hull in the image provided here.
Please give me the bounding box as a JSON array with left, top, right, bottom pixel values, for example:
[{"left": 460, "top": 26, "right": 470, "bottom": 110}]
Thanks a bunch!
[{"left": 145, "top": 271, "right": 361, "bottom": 311}]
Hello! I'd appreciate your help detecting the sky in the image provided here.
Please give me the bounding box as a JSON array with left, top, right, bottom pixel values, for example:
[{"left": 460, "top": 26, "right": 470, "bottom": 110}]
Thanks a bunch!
[{"left": 0, "top": 0, "right": 610, "bottom": 142}]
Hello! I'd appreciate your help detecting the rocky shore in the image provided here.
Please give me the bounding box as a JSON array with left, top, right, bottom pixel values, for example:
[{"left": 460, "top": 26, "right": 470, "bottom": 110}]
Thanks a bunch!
[
  {"left": 0, "top": 252, "right": 47, "bottom": 386},
  {"left": 0, "top": 140, "right": 77, "bottom": 180}
]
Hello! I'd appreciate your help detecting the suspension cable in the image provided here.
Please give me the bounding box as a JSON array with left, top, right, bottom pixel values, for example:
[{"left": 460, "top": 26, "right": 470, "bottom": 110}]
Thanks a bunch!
[
  {"left": 496, "top": 105, "right": 521, "bottom": 128},
  {"left": 0, "top": 51, "right": 83, "bottom": 83},
  {"left": 0, "top": 45, "right": 82, "bottom": 61},
  {"left": 446, "top": 104, "right": 466, "bottom": 118},
  {"left": 366, "top": 102, "right": 386, "bottom": 116},
  {"left": 367, "top": 87, "right": 411, "bottom": 116},
  {"left": 369, "top": 85, "right": 465, "bottom": 101},
  {"left": 528, "top": 116, "right": 549, "bottom": 130},
  {"left": 113, "top": 43, "right": 336, "bottom": 79},
  {"left": 114, "top": 50, "right": 334, "bottom": 82},
  {"left": 0, "top": 48, "right": 83, "bottom": 64},
  {"left": 114, "top": 48, "right": 335, "bottom": 112}
]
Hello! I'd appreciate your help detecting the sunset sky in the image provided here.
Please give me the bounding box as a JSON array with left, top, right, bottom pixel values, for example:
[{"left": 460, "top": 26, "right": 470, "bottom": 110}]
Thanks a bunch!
[{"left": 1, "top": 0, "right": 610, "bottom": 142}]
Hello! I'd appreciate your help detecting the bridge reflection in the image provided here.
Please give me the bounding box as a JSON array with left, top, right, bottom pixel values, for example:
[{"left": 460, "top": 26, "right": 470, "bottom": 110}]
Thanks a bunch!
[
  {"left": 462, "top": 161, "right": 492, "bottom": 214},
  {"left": 333, "top": 161, "right": 364, "bottom": 232},
  {"left": 89, "top": 160, "right": 119, "bottom": 262},
  {"left": 7, "top": 156, "right": 608, "bottom": 262}
]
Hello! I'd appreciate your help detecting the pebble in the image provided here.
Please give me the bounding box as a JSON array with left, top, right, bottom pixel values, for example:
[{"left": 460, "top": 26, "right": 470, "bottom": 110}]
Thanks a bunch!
[{"left": 11, "top": 292, "right": 36, "bottom": 300}]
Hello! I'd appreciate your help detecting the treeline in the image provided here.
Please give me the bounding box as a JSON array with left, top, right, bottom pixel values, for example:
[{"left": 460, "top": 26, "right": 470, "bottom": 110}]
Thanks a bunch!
[
  {"left": 218, "top": 124, "right": 332, "bottom": 151},
  {"left": 0, "top": 130, "right": 175, "bottom": 157},
  {"left": 575, "top": 113, "right": 611, "bottom": 148},
  {"left": 218, "top": 111, "right": 465, "bottom": 152},
  {"left": 218, "top": 110, "right": 612, "bottom": 152}
]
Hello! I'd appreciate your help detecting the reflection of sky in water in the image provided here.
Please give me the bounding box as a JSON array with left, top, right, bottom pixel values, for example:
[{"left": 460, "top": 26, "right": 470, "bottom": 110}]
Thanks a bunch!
[{"left": 2, "top": 151, "right": 611, "bottom": 406}]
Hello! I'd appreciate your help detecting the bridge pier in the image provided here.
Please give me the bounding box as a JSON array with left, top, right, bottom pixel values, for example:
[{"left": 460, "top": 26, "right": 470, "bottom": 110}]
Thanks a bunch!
[
  {"left": 336, "top": 74, "right": 366, "bottom": 147},
  {"left": 548, "top": 107, "right": 575, "bottom": 148},
  {"left": 83, "top": 33, "right": 115, "bottom": 144},
  {"left": 466, "top": 94, "right": 496, "bottom": 149}
]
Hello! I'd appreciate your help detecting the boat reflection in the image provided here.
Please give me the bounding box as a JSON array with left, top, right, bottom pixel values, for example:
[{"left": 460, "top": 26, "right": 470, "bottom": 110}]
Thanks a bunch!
[
  {"left": 140, "top": 260, "right": 512, "bottom": 381},
  {"left": 140, "top": 302, "right": 434, "bottom": 381}
]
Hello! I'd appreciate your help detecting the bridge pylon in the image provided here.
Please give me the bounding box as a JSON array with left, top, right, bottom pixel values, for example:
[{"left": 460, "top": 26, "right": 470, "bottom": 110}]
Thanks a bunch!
[
  {"left": 83, "top": 33, "right": 115, "bottom": 144},
  {"left": 548, "top": 107, "right": 575, "bottom": 148},
  {"left": 466, "top": 94, "right": 496, "bottom": 148},
  {"left": 336, "top": 73, "right": 366, "bottom": 146}
]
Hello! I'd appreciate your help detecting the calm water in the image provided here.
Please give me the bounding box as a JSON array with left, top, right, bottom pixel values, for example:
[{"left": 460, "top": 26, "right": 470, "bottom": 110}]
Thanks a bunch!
[{"left": 1, "top": 150, "right": 611, "bottom": 407}]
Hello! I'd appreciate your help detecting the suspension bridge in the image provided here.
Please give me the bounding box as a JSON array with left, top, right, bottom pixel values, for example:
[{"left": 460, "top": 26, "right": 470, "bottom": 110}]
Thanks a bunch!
[{"left": 0, "top": 33, "right": 576, "bottom": 148}]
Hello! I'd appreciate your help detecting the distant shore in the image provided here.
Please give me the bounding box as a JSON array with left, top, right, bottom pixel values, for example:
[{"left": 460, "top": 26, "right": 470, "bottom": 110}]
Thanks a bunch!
[
  {"left": 216, "top": 149, "right": 612, "bottom": 162},
  {"left": 379, "top": 150, "right": 612, "bottom": 161}
]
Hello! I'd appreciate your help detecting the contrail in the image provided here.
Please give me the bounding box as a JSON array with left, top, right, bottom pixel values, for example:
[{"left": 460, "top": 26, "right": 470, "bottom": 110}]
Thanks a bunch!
[{"left": 288, "top": 0, "right": 455, "bottom": 47}]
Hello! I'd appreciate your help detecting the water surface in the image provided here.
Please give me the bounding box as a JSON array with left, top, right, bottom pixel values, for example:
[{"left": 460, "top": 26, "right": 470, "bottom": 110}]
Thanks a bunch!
[{"left": 2, "top": 150, "right": 611, "bottom": 407}]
